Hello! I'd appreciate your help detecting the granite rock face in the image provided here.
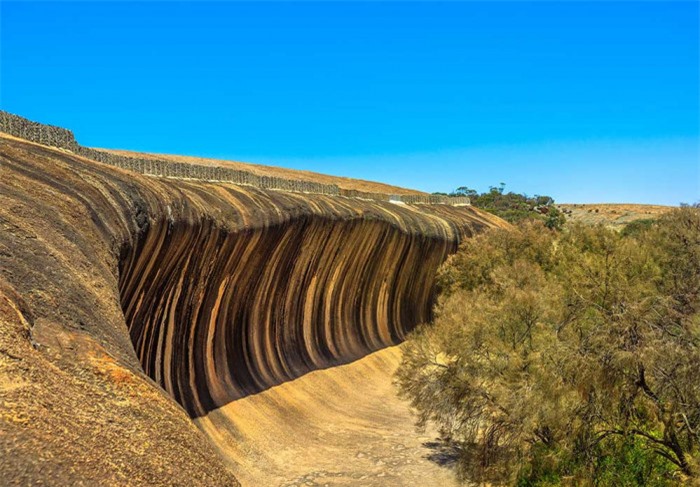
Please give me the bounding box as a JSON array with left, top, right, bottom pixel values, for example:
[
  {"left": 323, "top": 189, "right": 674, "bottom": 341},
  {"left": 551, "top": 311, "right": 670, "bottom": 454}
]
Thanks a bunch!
[{"left": 0, "top": 129, "right": 504, "bottom": 485}]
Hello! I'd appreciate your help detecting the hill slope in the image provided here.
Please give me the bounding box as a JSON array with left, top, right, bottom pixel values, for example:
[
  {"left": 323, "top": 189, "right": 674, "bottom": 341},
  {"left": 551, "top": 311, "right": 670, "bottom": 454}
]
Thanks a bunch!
[{"left": 559, "top": 203, "right": 674, "bottom": 229}]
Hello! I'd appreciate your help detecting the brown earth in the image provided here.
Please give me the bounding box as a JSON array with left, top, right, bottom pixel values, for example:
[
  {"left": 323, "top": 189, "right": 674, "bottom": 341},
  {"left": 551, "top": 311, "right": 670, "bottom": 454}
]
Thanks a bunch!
[
  {"left": 0, "top": 131, "right": 505, "bottom": 486},
  {"left": 558, "top": 203, "right": 674, "bottom": 229},
  {"left": 103, "top": 148, "right": 426, "bottom": 196}
]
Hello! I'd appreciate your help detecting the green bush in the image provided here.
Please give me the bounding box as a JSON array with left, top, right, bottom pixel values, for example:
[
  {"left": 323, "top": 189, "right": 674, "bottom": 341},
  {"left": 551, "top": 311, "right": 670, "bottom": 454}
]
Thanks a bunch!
[
  {"left": 594, "top": 437, "right": 675, "bottom": 486},
  {"left": 620, "top": 218, "right": 655, "bottom": 237},
  {"left": 396, "top": 206, "right": 700, "bottom": 485},
  {"left": 447, "top": 184, "right": 565, "bottom": 229}
]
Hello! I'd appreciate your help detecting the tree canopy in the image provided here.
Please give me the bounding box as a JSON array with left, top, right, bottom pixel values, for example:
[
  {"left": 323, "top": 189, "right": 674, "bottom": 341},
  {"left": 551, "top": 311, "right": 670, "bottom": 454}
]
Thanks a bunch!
[
  {"left": 396, "top": 206, "right": 700, "bottom": 485},
  {"left": 436, "top": 184, "right": 565, "bottom": 229}
]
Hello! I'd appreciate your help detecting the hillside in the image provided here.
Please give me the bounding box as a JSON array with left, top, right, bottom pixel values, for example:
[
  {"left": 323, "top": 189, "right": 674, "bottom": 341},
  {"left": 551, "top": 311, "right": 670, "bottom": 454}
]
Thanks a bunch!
[{"left": 559, "top": 203, "right": 675, "bottom": 229}]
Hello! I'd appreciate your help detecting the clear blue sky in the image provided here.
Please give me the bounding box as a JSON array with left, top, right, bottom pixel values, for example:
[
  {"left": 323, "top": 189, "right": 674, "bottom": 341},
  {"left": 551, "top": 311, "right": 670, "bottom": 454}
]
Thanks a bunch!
[{"left": 1, "top": 1, "right": 698, "bottom": 205}]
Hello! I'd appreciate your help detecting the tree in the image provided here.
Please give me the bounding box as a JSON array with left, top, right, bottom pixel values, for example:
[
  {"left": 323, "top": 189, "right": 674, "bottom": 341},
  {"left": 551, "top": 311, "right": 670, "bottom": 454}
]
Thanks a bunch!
[
  {"left": 452, "top": 186, "right": 478, "bottom": 198},
  {"left": 448, "top": 184, "right": 565, "bottom": 229},
  {"left": 396, "top": 208, "right": 700, "bottom": 485}
]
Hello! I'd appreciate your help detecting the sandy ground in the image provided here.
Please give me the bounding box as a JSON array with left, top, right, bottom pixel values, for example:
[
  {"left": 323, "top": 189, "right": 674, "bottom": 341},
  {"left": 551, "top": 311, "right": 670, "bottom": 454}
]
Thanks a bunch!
[{"left": 196, "top": 346, "right": 459, "bottom": 487}]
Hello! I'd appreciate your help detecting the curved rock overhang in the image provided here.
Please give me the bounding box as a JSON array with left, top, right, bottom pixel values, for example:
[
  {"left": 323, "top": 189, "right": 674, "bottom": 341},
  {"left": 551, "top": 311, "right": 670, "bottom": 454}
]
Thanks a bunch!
[
  {"left": 0, "top": 133, "right": 505, "bottom": 463},
  {"left": 119, "top": 215, "right": 457, "bottom": 416}
]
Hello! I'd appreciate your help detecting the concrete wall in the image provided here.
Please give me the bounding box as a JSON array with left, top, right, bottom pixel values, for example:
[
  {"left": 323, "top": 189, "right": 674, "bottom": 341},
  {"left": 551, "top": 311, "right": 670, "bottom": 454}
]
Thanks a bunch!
[{"left": 0, "top": 110, "right": 468, "bottom": 206}]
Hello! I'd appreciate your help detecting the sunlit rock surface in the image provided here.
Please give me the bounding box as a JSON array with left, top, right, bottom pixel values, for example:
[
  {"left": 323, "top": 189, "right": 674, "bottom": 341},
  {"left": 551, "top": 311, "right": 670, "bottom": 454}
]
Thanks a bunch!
[
  {"left": 0, "top": 131, "right": 505, "bottom": 485},
  {"left": 197, "top": 346, "right": 461, "bottom": 486}
]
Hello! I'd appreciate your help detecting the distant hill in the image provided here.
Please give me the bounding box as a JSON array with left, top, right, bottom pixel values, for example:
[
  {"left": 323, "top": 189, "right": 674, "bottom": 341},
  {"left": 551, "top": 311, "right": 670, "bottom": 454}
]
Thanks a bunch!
[{"left": 558, "top": 203, "right": 674, "bottom": 229}]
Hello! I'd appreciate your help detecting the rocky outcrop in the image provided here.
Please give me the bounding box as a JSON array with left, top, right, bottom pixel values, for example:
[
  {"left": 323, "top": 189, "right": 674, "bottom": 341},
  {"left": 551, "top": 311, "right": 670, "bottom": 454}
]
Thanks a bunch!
[
  {"left": 121, "top": 213, "right": 461, "bottom": 416},
  {"left": 195, "top": 346, "right": 461, "bottom": 486},
  {"left": 0, "top": 111, "right": 470, "bottom": 205},
  {"left": 0, "top": 128, "right": 504, "bottom": 485}
]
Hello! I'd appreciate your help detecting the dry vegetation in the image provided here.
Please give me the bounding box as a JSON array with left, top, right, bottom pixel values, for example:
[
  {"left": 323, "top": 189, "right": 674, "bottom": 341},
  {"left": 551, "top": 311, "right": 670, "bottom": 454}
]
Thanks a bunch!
[
  {"left": 397, "top": 207, "right": 700, "bottom": 485},
  {"left": 558, "top": 203, "right": 674, "bottom": 229}
]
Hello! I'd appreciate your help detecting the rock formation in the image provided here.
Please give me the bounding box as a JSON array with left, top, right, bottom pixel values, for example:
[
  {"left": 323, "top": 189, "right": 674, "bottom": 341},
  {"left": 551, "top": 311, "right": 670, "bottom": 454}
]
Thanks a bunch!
[
  {"left": 0, "top": 110, "right": 471, "bottom": 205},
  {"left": 0, "top": 117, "right": 505, "bottom": 485}
]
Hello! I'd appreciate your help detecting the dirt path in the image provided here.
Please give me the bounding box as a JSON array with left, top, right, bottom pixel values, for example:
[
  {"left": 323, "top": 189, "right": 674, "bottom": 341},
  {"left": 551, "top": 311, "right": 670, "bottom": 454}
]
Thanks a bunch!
[{"left": 195, "top": 346, "right": 459, "bottom": 487}]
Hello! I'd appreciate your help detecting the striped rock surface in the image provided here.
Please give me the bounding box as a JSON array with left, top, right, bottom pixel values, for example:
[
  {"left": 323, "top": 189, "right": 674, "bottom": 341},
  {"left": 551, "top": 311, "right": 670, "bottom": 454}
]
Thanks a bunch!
[{"left": 0, "top": 132, "right": 506, "bottom": 485}]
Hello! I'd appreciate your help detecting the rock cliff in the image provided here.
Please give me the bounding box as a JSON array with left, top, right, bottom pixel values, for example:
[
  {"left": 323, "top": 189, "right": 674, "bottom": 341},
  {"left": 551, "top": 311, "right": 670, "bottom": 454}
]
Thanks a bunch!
[{"left": 0, "top": 125, "right": 505, "bottom": 485}]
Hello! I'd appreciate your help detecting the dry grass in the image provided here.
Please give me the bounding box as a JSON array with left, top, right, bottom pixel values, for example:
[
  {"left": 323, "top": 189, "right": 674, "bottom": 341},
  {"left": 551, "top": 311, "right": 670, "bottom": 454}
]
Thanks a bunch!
[{"left": 558, "top": 203, "right": 674, "bottom": 229}]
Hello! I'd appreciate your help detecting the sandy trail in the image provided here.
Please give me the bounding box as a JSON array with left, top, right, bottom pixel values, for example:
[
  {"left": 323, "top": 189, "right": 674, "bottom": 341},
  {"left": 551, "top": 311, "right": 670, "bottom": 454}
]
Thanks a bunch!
[{"left": 196, "top": 346, "right": 458, "bottom": 487}]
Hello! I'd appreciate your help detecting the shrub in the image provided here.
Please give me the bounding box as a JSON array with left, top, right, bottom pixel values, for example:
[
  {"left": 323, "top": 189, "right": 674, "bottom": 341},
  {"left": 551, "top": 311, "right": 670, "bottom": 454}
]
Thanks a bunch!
[
  {"left": 449, "top": 184, "right": 565, "bottom": 229},
  {"left": 396, "top": 207, "right": 700, "bottom": 485}
]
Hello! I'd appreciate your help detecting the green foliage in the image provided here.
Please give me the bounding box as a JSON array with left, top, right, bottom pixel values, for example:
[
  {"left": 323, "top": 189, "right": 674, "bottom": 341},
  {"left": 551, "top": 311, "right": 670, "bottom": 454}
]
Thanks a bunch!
[
  {"left": 516, "top": 437, "right": 676, "bottom": 486},
  {"left": 620, "top": 218, "right": 655, "bottom": 237},
  {"left": 449, "top": 184, "right": 565, "bottom": 229},
  {"left": 396, "top": 206, "right": 700, "bottom": 485},
  {"left": 594, "top": 437, "right": 676, "bottom": 486}
]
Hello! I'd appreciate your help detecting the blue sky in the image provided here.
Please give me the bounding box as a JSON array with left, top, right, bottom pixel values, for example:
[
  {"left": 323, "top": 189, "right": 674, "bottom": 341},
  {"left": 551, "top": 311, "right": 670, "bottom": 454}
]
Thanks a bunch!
[{"left": 1, "top": 1, "right": 698, "bottom": 205}]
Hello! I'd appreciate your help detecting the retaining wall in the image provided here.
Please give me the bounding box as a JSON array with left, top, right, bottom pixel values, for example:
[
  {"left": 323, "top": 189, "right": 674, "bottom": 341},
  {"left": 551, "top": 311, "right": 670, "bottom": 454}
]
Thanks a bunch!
[{"left": 0, "top": 110, "right": 468, "bottom": 205}]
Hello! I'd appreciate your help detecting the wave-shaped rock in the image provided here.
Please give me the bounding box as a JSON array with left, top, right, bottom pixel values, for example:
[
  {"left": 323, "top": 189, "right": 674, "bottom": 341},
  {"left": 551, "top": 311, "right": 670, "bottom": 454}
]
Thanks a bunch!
[
  {"left": 123, "top": 215, "right": 453, "bottom": 416},
  {"left": 0, "top": 131, "right": 505, "bottom": 484}
]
